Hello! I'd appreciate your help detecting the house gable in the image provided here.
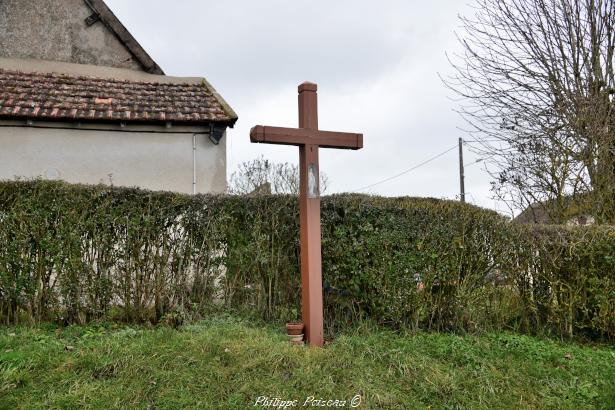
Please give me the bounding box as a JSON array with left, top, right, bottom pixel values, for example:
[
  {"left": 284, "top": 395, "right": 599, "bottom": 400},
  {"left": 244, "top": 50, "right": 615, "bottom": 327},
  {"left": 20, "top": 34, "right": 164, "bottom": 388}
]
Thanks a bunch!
[{"left": 0, "top": 0, "right": 163, "bottom": 74}]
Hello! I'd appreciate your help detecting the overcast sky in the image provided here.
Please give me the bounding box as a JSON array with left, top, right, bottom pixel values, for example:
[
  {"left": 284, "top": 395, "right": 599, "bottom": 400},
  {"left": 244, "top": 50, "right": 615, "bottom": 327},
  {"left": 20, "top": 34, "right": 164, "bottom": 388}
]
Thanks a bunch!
[{"left": 106, "top": 0, "right": 507, "bottom": 214}]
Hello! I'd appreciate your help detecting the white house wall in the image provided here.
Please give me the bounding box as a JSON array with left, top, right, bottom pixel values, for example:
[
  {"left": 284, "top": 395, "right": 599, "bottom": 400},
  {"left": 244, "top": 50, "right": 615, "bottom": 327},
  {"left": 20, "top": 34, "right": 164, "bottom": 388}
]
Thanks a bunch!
[{"left": 0, "top": 125, "right": 227, "bottom": 194}]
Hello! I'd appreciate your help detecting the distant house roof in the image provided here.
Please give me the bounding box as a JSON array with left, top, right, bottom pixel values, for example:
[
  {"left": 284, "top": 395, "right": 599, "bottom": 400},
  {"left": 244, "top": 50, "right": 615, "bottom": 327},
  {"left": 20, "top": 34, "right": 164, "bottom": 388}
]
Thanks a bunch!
[
  {"left": 84, "top": 0, "right": 164, "bottom": 75},
  {"left": 0, "top": 69, "right": 237, "bottom": 126},
  {"left": 513, "top": 195, "right": 596, "bottom": 225},
  {"left": 513, "top": 202, "right": 555, "bottom": 224}
]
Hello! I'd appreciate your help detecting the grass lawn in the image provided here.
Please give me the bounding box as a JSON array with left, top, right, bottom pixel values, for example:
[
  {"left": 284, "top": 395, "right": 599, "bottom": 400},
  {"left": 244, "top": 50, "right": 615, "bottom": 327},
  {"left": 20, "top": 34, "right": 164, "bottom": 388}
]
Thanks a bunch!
[{"left": 1, "top": 315, "right": 614, "bottom": 409}]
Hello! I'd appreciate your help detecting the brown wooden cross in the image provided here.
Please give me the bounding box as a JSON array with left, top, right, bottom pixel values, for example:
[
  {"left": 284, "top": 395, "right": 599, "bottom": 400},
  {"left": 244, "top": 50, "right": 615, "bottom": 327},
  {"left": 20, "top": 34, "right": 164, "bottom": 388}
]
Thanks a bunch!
[{"left": 250, "top": 82, "right": 363, "bottom": 346}]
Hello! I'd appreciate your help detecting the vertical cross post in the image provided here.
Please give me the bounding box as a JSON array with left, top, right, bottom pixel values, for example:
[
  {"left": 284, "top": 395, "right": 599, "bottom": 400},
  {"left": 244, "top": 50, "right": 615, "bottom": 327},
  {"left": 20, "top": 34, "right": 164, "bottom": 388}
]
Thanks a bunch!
[
  {"left": 249, "top": 82, "right": 363, "bottom": 347},
  {"left": 298, "top": 83, "right": 324, "bottom": 346}
]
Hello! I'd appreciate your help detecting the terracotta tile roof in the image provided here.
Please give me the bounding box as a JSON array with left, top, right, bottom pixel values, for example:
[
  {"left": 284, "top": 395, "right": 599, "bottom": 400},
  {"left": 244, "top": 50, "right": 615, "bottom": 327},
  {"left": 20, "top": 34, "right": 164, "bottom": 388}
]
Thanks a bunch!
[{"left": 0, "top": 69, "right": 237, "bottom": 125}]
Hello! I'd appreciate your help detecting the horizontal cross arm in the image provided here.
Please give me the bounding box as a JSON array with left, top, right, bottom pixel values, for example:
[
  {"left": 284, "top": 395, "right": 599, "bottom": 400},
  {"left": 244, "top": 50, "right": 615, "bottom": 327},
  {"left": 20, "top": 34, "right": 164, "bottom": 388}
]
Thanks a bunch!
[{"left": 250, "top": 125, "right": 363, "bottom": 150}]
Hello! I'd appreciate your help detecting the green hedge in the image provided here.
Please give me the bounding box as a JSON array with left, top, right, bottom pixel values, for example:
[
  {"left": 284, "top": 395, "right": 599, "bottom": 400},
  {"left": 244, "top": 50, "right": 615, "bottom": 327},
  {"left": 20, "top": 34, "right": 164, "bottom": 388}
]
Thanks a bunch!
[
  {"left": 514, "top": 225, "right": 615, "bottom": 339},
  {"left": 0, "top": 180, "right": 613, "bottom": 340}
]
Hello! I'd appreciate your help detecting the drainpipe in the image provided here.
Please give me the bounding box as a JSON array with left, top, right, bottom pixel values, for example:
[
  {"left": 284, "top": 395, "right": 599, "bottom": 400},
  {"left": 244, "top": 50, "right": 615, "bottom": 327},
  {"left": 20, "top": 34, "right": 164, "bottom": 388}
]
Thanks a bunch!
[{"left": 192, "top": 134, "right": 197, "bottom": 195}]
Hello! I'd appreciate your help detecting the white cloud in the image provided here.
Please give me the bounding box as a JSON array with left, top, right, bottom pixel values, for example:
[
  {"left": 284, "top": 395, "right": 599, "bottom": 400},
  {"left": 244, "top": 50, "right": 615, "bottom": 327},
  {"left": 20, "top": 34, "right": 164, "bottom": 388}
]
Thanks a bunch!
[{"left": 106, "top": 0, "right": 501, "bottom": 211}]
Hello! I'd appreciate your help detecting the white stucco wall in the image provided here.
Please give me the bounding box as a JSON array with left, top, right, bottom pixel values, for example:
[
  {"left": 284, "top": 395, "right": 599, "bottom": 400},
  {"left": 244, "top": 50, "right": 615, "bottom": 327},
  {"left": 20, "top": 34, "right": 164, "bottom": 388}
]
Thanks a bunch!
[{"left": 0, "top": 125, "right": 226, "bottom": 194}]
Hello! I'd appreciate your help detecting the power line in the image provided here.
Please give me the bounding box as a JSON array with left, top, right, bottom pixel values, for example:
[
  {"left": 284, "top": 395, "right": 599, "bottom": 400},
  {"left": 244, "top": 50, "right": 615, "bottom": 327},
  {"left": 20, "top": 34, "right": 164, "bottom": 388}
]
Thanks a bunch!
[
  {"left": 353, "top": 144, "right": 458, "bottom": 192},
  {"left": 464, "top": 158, "right": 484, "bottom": 168},
  {"left": 464, "top": 152, "right": 498, "bottom": 168},
  {"left": 463, "top": 139, "right": 502, "bottom": 143}
]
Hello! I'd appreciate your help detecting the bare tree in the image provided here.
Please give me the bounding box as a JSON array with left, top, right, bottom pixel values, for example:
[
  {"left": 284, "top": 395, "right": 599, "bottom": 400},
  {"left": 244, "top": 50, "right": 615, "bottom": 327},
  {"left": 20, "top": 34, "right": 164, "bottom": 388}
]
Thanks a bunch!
[
  {"left": 228, "top": 156, "right": 329, "bottom": 195},
  {"left": 447, "top": 0, "right": 615, "bottom": 223}
]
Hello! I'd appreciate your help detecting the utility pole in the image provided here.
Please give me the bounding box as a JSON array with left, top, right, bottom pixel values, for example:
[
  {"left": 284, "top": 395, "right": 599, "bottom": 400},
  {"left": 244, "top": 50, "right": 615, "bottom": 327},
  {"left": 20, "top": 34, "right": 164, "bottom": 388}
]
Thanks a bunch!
[{"left": 458, "top": 137, "right": 465, "bottom": 203}]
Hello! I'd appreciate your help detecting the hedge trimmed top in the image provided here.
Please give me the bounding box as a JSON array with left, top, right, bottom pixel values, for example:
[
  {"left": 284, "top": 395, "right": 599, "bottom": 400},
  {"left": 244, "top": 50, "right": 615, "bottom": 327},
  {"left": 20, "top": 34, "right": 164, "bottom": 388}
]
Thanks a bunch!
[{"left": 0, "top": 180, "right": 613, "bottom": 341}]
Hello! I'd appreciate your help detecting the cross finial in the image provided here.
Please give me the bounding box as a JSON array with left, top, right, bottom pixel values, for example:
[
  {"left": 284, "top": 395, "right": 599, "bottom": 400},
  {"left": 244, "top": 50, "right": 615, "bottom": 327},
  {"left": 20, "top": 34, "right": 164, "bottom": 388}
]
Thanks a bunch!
[
  {"left": 299, "top": 82, "right": 318, "bottom": 130},
  {"left": 299, "top": 82, "right": 317, "bottom": 92}
]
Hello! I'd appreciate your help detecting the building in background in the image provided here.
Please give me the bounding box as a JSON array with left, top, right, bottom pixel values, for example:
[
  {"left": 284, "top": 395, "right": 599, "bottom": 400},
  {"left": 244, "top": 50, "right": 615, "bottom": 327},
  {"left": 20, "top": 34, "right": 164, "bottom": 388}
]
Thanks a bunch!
[
  {"left": 0, "top": 0, "right": 237, "bottom": 194},
  {"left": 513, "top": 197, "right": 596, "bottom": 226}
]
